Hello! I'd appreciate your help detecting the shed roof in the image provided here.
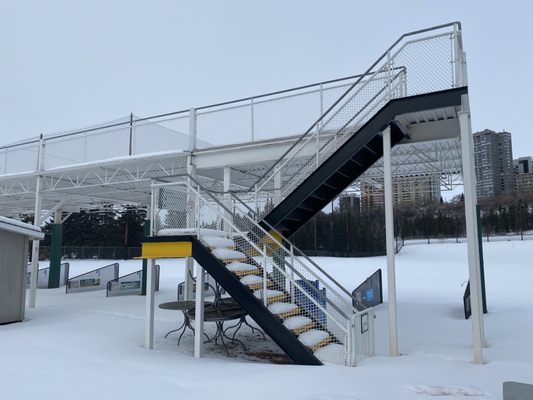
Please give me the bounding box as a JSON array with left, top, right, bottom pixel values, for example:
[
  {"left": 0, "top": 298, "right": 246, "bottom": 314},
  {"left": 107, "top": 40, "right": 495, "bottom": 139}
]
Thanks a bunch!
[{"left": 0, "top": 216, "right": 44, "bottom": 240}]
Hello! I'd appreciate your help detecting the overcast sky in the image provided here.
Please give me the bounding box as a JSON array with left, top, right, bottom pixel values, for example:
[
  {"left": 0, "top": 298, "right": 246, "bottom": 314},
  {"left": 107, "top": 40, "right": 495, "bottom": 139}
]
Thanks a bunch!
[{"left": 1, "top": 0, "right": 532, "bottom": 157}]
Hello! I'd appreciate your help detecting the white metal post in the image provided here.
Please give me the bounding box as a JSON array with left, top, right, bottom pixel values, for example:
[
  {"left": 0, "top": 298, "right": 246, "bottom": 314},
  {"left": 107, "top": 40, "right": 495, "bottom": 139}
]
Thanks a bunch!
[
  {"left": 223, "top": 166, "right": 232, "bottom": 236},
  {"left": 145, "top": 258, "right": 156, "bottom": 349},
  {"left": 250, "top": 98, "right": 255, "bottom": 141},
  {"left": 346, "top": 314, "right": 357, "bottom": 367},
  {"left": 29, "top": 134, "right": 44, "bottom": 309},
  {"left": 383, "top": 125, "right": 399, "bottom": 357},
  {"left": 184, "top": 108, "right": 198, "bottom": 300},
  {"left": 262, "top": 244, "right": 268, "bottom": 307},
  {"left": 194, "top": 262, "right": 205, "bottom": 358},
  {"left": 290, "top": 244, "right": 295, "bottom": 303},
  {"left": 184, "top": 258, "right": 194, "bottom": 301},
  {"left": 369, "top": 310, "right": 376, "bottom": 357},
  {"left": 386, "top": 51, "right": 392, "bottom": 100},
  {"left": 459, "top": 105, "right": 485, "bottom": 364},
  {"left": 274, "top": 165, "right": 282, "bottom": 206}
]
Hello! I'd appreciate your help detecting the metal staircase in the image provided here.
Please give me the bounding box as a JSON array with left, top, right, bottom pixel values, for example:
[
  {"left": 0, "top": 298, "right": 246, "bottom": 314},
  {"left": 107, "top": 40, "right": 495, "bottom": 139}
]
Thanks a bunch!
[
  {"left": 149, "top": 22, "right": 467, "bottom": 366},
  {"left": 152, "top": 176, "right": 373, "bottom": 366},
  {"left": 247, "top": 22, "right": 466, "bottom": 236}
]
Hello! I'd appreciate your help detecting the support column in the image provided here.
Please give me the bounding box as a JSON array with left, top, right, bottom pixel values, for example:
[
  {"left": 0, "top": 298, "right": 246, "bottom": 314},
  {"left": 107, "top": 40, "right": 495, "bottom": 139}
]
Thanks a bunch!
[
  {"left": 459, "top": 106, "right": 485, "bottom": 364},
  {"left": 145, "top": 258, "right": 156, "bottom": 349},
  {"left": 185, "top": 108, "right": 197, "bottom": 301},
  {"left": 274, "top": 165, "right": 282, "bottom": 206},
  {"left": 48, "top": 209, "right": 63, "bottom": 288},
  {"left": 383, "top": 125, "right": 399, "bottom": 357},
  {"left": 141, "top": 206, "right": 150, "bottom": 296},
  {"left": 29, "top": 134, "right": 44, "bottom": 308},
  {"left": 194, "top": 261, "right": 205, "bottom": 358}
]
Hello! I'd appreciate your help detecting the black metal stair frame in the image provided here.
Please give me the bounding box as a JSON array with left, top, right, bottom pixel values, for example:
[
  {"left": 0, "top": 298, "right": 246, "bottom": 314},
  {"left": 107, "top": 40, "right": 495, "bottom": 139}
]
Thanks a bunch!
[
  {"left": 260, "top": 87, "right": 468, "bottom": 238},
  {"left": 152, "top": 235, "right": 322, "bottom": 366}
]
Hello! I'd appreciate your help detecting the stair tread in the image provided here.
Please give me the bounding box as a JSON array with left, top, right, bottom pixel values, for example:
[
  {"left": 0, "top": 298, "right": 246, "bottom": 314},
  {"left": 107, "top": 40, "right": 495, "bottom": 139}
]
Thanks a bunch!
[
  {"left": 212, "top": 248, "right": 247, "bottom": 261},
  {"left": 240, "top": 275, "right": 268, "bottom": 285},
  {"left": 283, "top": 316, "right": 313, "bottom": 330},
  {"left": 253, "top": 289, "right": 284, "bottom": 299},
  {"left": 202, "top": 236, "right": 235, "bottom": 249},
  {"left": 298, "top": 329, "right": 331, "bottom": 347},
  {"left": 226, "top": 262, "right": 258, "bottom": 273},
  {"left": 157, "top": 228, "right": 227, "bottom": 237},
  {"left": 268, "top": 302, "right": 299, "bottom": 315},
  {"left": 314, "top": 343, "right": 345, "bottom": 364}
]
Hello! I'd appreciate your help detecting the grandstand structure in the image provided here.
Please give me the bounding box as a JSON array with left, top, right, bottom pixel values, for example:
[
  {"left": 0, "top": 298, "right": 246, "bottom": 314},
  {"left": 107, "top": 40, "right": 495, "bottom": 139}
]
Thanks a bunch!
[{"left": 0, "top": 22, "right": 485, "bottom": 366}]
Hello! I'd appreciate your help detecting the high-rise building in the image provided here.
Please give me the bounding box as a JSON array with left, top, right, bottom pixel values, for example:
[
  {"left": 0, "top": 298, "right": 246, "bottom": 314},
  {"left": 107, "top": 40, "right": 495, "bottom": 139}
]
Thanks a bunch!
[
  {"left": 339, "top": 193, "right": 361, "bottom": 213},
  {"left": 514, "top": 156, "right": 532, "bottom": 174},
  {"left": 473, "top": 129, "right": 514, "bottom": 199},
  {"left": 359, "top": 174, "right": 441, "bottom": 209},
  {"left": 514, "top": 156, "right": 533, "bottom": 197}
]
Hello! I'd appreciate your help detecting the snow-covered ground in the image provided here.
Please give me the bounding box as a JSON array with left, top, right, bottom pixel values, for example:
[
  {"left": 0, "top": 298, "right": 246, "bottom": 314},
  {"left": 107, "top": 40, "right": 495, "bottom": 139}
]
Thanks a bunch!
[{"left": 1, "top": 240, "right": 532, "bottom": 399}]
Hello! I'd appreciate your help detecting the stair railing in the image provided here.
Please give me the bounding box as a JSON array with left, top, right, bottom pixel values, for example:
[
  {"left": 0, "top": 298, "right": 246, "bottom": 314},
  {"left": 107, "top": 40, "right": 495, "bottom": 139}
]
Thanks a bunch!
[
  {"left": 250, "top": 22, "right": 462, "bottom": 209},
  {"left": 230, "top": 191, "right": 356, "bottom": 303},
  {"left": 152, "top": 176, "right": 353, "bottom": 360}
]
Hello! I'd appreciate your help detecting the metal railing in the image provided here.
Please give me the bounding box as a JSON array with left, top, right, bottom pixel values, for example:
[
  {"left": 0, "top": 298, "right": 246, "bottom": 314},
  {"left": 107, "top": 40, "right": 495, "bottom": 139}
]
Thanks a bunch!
[
  {"left": 0, "top": 75, "right": 367, "bottom": 175},
  {"left": 248, "top": 22, "right": 463, "bottom": 208},
  {"left": 106, "top": 266, "right": 160, "bottom": 297},
  {"left": 151, "top": 174, "right": 375, "bottom": 366},
  {"left": 25, "top": 262, "right": 70, "bottom": 288},
  {"left": 66, "top": 262, "right": 119, "bottom": 293}
]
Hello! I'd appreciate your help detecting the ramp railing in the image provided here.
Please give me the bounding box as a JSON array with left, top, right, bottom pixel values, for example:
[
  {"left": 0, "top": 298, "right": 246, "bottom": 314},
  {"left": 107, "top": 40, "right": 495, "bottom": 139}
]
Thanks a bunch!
[
  {"left": 106, "top": 265, "right": 160, "bottom": 297},
  {"left": 66, "top": 263, "right": 119, "bottom": 293},
  {"left": 26, "top": 262, "right": 70, "bottom": 288}
]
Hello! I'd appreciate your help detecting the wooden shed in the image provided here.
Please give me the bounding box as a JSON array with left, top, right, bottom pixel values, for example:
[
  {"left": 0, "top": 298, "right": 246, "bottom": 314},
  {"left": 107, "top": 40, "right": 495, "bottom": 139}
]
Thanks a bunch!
[{"left": 0, "top": 216, "right": 44, "bottom": 324}]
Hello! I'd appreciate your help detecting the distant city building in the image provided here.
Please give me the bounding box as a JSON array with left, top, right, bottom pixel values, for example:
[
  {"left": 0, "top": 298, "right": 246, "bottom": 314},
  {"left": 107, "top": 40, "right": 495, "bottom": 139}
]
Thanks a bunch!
[
  {"left": 473, "top": 129, "right": 515, "bottom": 199},
  {"left": 359, "top": 174, "right": 441, "bottom": 209},
  {"left": 514, "top": 156, "right": 532, "bottom": 174},
  {"left": 339, "top": 193, "right": 361, "bottom": 213},
  {"left": 514, "top": 156, "right": 533, "bottom": 197}
]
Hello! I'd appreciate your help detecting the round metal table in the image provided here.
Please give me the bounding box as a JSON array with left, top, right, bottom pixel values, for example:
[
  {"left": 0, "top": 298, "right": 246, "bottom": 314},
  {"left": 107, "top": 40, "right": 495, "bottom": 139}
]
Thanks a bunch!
[{"left": 158, "top": 301, "right": 212, "bottom": 345}]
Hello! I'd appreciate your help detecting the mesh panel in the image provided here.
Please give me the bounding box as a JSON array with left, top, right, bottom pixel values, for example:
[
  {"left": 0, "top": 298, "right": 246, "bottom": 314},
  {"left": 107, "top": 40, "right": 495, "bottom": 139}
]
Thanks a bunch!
[
  {"left": 0, "top": 142, "right": 40, "bottom": 174},
  {"left": 152, "top": 177, "right": 375, "bottom": 366},
  {"left": 253, "top": 29, "right": 460, "bottom": 208},
  {"left": 66, "top": 263, "right": 119, "bottom": 293}
]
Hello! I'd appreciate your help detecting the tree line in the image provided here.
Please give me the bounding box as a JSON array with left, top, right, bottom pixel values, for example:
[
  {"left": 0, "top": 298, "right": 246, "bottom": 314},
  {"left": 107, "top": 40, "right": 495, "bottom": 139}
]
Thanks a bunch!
[
  {"left": 26, "top": 191, "right": 533, "bottom": 258},
  {"left": 291, "top": 193, "right": 533, "bottom": 256}
]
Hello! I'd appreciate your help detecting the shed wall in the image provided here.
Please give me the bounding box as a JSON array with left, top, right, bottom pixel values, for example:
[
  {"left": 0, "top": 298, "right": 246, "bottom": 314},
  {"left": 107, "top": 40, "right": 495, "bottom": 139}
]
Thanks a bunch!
[{"left": 0, "top": 230, "right": 27, "bottom": 324}]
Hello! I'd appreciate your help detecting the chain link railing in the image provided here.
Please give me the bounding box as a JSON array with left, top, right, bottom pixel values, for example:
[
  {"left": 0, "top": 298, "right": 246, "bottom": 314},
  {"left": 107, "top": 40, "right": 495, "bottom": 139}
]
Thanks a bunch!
[
  {"left": 248, "top": 23, "right": 463, "bottom": 208},
  {"left": 0, "top": 75, "right": 365, "bottom": 175},
  {"left": 151, "top": 174, "right": 375, "bottom": 366}
]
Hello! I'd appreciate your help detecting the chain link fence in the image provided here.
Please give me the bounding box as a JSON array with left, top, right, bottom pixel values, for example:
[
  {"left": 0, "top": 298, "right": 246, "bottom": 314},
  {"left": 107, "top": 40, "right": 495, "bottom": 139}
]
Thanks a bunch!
[{"left": 38, "top": 246, "right": 141, "bottom": 260}]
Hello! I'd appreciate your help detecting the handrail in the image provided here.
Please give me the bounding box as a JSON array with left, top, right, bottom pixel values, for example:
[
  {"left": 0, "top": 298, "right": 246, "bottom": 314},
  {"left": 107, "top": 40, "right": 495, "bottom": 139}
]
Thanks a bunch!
[
  {"left": 0, "top": 74, "right": 368, "bottom": 150},
  {"left": 230, "top": 192, "right": 355, "bottom": 300},
  {"left": 152, "top": 173, "right": 355, "bottom": 318},
  {"left": 249, "top": 21, "right": 461, "bottom": 191},
  {"left": 66, "top": 262, "right": 119, "bottom": 281}
]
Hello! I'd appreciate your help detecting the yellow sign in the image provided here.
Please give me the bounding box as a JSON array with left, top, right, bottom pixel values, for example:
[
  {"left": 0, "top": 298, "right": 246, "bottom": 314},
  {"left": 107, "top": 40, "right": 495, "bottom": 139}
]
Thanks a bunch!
[{"left": 137, "top": 241, "right": 192, "bottom": 259}]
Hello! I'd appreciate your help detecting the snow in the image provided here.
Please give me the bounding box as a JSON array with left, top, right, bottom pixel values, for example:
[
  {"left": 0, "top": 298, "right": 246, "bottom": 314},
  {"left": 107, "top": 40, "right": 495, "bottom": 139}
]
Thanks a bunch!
[
  {"left": 201, "top": 236, "right": 235, "bottom": 248},
  {"left": 211, "top": 248, "right": 246, "bottom": 261},
  {"left": 283, "top": 316, "right": 313, "bottom": 330},
  {"left": 240, "top": 275, "right": 263, "bottom": 285},
  {"left": 1, "top": 240, "right": 533, "bottom": 399},
  {"left": 253, "top": 289, "right": 284, "bottom": 299},
  {"left": 226, "top": 261, "right": 258, "bottom": 273},
  {"left": 298, "top": 329, "right": 330, "bottom": 347},
  {"left": 268, "top": 301, "right": 299, "bottom": 315},
  {"left": 157, "top": 228, "right": 227, "bottom": 237},
  {"left": 315, "top": 343, "right": 345, "bottom": 364}
]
